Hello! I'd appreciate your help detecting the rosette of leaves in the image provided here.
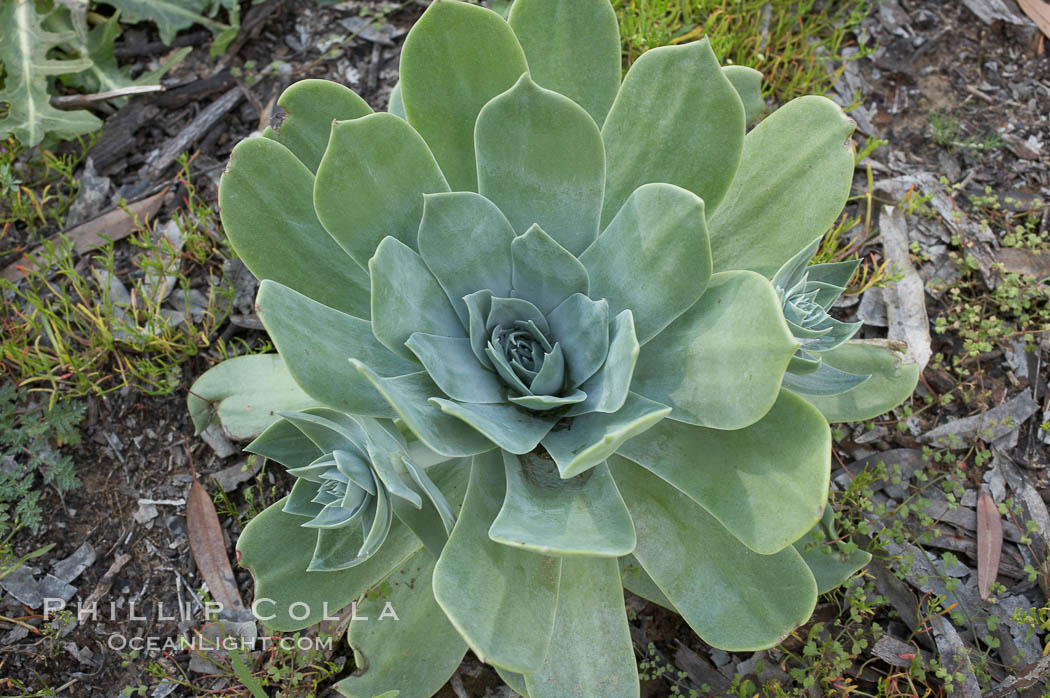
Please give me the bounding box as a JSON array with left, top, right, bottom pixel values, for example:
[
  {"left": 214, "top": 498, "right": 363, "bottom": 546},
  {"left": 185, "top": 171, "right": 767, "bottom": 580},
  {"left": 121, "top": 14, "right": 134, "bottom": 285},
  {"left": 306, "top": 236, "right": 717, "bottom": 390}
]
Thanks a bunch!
[
  {"left": 244, "top": 408, "right": 457, "bottom": 571},
  {"left": 190, "top": 0, "right": 919, "bottom": 695},
  {"left": 774, "top": 236, "right": 868, "bottom": 396}
]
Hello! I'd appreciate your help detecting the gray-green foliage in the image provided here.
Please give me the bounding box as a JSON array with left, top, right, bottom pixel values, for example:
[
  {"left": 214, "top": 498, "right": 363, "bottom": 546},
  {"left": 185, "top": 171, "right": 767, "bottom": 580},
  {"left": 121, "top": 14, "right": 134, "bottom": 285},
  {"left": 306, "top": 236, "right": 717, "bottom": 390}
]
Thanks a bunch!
[
  {"left": 0, "top": 383, "right": 84, "bottom": 533},
  {"left": 189, "top": 1, "right": 920, "bottom": 695}
]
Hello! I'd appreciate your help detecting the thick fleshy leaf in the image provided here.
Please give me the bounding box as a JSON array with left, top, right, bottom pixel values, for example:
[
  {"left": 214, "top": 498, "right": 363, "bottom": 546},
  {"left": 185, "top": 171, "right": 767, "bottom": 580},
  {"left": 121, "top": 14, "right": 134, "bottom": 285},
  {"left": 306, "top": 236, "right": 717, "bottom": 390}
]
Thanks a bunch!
[
  {"left": 798, "top": 342, "right": 919, "bottom": 422},
  {"left": 269, "top": 79, "right": 372, "bottom": 173},
  {"left": 219, "top": 137, "right": 371, "bottom": 318},
  {"left": 547, "top": 294, "right": 609, "bottom": 388},
  {"left": 187, "top": 355, "right": 322, "bottom": 440},
  {"left": 476, "top": 74, "right": 605, "bottom": 255},
  {"left": 369, "top": 451, "right": 422, "bottom": 508},
  {"left": 496, "top": 669, "right": 528, "bottom": 697},
  {"left": 399, "top": 0, "right": 528, "bottom": 191},
  {"left": 722, "top": 65, "right": 764, "bottom": 124},
  {"left": 510, "top": 224, "right": 589, "bottom": 314},
  {"left": 279, "top": 409, "right": 365, "bottom": 457},
  {"left": 432, "top": 451, "right": 561, "bottom": 673},
  {"left": 245, "top": 416, "right": 324, "bottom": 471},
  {"left": 489, "top": 452, "right": 635, "bottom": 556},
  {"left": 507, "top": 0, "right": 620, "bottom": 125},
  {"left": 527, "top": 342, "right": 563, "bottom": 395},
  {"left": 284, "top": 478, "right": 324, "bottom": 518},
  {"left": 237, "top": 498, "right": 420, "bottom": 631},
  {"left": 393, "top": 458, "right": 468, "bottom": 557},
  {"left": 417, "top": 192, "right": 515, "bottom": 325},
  {"left": 632, "top": 271, "right": 797, "bottom": 429},
  {"left": 808, "top": 260, "right": 860, "bottom": 299},
  {"left": 508, "top": 391, "right": 586, "bottom": 410},
  {"left": 370, "top": 237, "right": 466, "bottom": 360},
  {"left": 351, "top": 362, "right": 496, "bottom": 458},
  {"left": 782, "top": 362, "right": 870, "bottom": 396},
  {"left": 387, "top": 81, "right": 405, "bottom": 119},
  {"left": 337, "top": 550, "right": 467, "bottom": 698},
  {"left": 581, "top": 182, "right": 711, "bottom": 344},
  {"left": 309, "top": 486, "right": 393, "bottom": 570},
  {"left": 314, "top": 113, "right": 449, "bottom": 266},
  {"left": 567, "top": 309, "right": 639, "bottom": 416},
  {"left": 542, "top": 393, "right": 671, "bottom": 478},
  {"left": 708, "top": 96, "right": 855, "bottom": 277},
  {"left": 617, "top": 390, "right": 830, "bottom": 554},
  {"left": 256, "top": 281, "right": 418, "bottom": 417},
  {"left": 406, "top": 334, "right": 504, "bottom": 404},
  {"left": 611, "top": 456, "right": 818, "bottom": 650},
  {"left": 431, "top": 399, "right": 554, "bottom": 455},
  {"left": 600, "top": 39, "right": 745, "bottom": 227},
  {"left": 524, "top": 556, "right": 638, "bottom": 698},
  {"left": 619, "top": 556, "right": 672, "bottom": 610}
]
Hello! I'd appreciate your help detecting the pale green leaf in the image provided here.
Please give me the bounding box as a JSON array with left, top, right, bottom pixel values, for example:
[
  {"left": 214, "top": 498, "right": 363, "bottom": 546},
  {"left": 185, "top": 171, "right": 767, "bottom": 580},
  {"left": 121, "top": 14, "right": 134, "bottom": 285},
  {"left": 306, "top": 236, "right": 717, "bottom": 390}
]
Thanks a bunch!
[
  {"left": 256, "top": 281, "right": 418, "bottom": 417},
  {"left": 417, "top": 192, "right": 515, "bottom": 325},
  {"left": 709, "top": 96, "right": 855, "bottom": 277},
  {"left": 388, "top": 81, "right": 405, "bottom": 119},
  {"left": 507, "top": 0, "right": 621, "bottom": 125},
  {"left": 337, "top": 550, "right": 467, "bottom": 698},
  {"left": 611, "top": 456, "right": 818, "bottom": 651},
  {"left": 547, "top": 294, "right": 609, "bottom": 389},
  {"left": 268, "top": 79, "right": 372, "bottom": 173},
  {"left": 187, "top": 355, "right": 322, "bottom": 440},
  {"left": 489, "top": 452, "right": 635, "bottom": 557},
  {"left": 617, "top": 390, "right": 830, "bottom": 554},
  {"left": 399, "top": 0, "right": 528, "bottom": 190},
  {"left": 600, "top": 39, "right": 744, "bottom": 227},
  {"left": 797, "top": 341, "right": 919, "bottom": 423},
  {"left": 618, "top": 556, "right": 672, "bottom": 610},
  {"left": 219, "top": 137, "right": 371, "bottom": 318},
  {"left": 542, "top": 393, "right": 671, "bottom": 478},
  {"left": 524, "top": 556, "right": 638, "bottom": 698},
  {"left": 0, "top": 0, "right": 101, "bottom": 146},
  {"left": 432, "top": 451, "right": 561, "bottom": 673},
  {"left": 405, "top": 334, "right": 505, "bottom": 404},
  {"left": 722, "top": 65, "right": 764, "bottom": 124},
  {"left": 567, "top": 310, "right": 639, "bottom": 416},
  {"left": 314, "top": 113, "right": 449, "bottom": 267},
  {"left": 237, "top": 498, "right": 421, "bottom": 631},
  {"left": 331, "top": 551, "right": 462, "bottom": 693},
  {"left": 511, "top": 224, "right": 589, "bottom": 315},
  {"left": 632, "top": 271, "right": 797, "bottom": 429},
  {"left": 581, "top": 182, "right": 711, "bottom": 344},
  {"left": 431, "top": 399, "right": 554, "bottom": 455},
  {"left": 370, "top": 237, "right": 466, "bottom": 360},
  {"left": 245, "top": 417, "right": 324, "bottom": 472},
  {"left": 476, "top": 74, "right": 605, "bottom": 255},
  {"left": 793, "top": 509, "right": 872, "bottom": 594},
  {"left": 351, "top": 362, "right": 496, "bottom": 458}
]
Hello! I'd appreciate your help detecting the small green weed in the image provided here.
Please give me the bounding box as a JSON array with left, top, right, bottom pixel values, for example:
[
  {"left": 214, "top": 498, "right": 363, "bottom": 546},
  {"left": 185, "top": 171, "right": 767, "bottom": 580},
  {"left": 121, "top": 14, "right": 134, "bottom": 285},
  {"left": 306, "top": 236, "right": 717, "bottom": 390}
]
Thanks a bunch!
[
  {"left": 812, "top": 143, "right": 906, "bottom": 295},
  {"left": 0, "top": 135, "right": 92, "bottom": 244},
  {"left": 613, "top": 0, "right": 875, "bottom": 102},
  {"left": 0, "top": 156, "right": 233, "bottom": 399},
  {"left": 925, "top": 189, "right": 1050, "bottom": 381},
  {"left": 927, "top": 111, "right": 1003, "bottom": 152},
  {"left": 0, "top": 381, "right": 83, "bottom": 534}
]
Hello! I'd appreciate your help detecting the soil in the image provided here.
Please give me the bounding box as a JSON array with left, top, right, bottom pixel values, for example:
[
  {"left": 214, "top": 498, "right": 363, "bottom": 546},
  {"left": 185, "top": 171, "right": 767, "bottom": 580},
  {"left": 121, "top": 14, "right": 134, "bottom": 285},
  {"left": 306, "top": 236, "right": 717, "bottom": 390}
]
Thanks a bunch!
[{"left": 1, "top": 0, "right": 1048, "bottom": 696}]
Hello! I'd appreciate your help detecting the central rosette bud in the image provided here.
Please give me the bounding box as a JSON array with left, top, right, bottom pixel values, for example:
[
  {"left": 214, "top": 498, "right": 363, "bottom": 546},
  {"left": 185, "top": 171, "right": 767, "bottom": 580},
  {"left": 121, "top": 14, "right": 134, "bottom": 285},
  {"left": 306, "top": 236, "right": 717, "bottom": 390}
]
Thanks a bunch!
[{"left": 488, "top": 321, "right": 565, "bottom": 398}]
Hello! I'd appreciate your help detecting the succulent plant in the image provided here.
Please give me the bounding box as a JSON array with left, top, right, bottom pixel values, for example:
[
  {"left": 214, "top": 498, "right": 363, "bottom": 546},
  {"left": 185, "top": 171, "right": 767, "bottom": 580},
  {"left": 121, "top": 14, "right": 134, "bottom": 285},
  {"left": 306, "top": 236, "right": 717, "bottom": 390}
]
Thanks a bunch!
[
  {"left": 188, "top": 0, "right": 920, "bottom": 695},
  {"left": 246, "top": 408, "right": 457, "bottom": 571},
  {"left": 774, "top": 235, "right": 869, "bottom": 396}
]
